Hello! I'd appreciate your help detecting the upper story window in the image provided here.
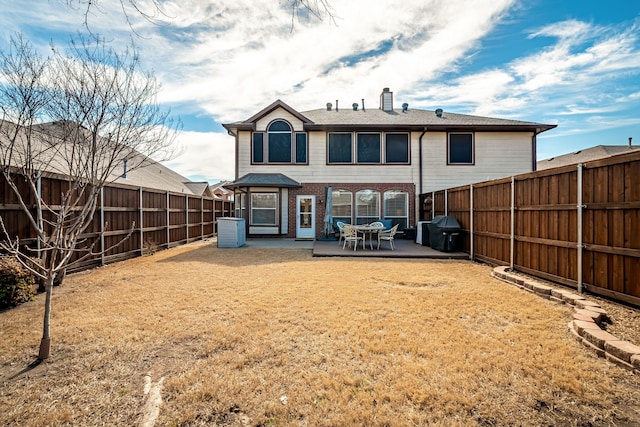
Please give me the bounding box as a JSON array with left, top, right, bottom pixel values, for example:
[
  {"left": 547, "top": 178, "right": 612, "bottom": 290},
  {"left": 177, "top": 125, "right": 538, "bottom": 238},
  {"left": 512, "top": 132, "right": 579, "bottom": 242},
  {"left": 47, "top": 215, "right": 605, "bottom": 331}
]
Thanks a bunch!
[
  {"left": 268, "top": 120, "right": 292, "bottom": 163},
  {"left": 252, "top": 120, "right": 307, "bottom": 164},
  {"left": 328, "top": 132, "right": 409, "bottom": 164},
  {"left": 328, "top": 133, "right": 352, "bottom": 163},
  {"left": 448, "top": 132, "right": 474, "bottom": 165},
  {"left": 357, "top": 133, "right": 381, "bottom": 163},
  {"left": 385, "top": 133, "right": 409, "bottom": 163}
]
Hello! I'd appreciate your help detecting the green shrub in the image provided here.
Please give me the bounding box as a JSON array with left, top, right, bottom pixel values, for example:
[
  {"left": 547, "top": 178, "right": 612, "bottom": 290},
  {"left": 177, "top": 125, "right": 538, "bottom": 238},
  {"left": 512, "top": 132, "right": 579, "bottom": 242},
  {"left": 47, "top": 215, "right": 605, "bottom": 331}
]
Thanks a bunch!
[{"left": 0, "top": 257, "right": 37, "bottom": 309}]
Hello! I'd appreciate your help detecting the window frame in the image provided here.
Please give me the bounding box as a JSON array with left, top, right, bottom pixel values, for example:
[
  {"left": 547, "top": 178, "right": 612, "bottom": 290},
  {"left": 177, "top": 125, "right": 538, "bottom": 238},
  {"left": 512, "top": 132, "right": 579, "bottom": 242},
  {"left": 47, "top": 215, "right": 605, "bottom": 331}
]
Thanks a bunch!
[
  {"left": 267, "top": 120, "right": 293, "bottom": 163},
  {"left": 447, "top": 132, "right": 475, "bottom": 165},
  {"left": 250, "top": 192, "right": 278, "bottom": 226},
  {"left": 356, "top": 132, "right": 381, "bottom": 164},
  {"left": 331, "top": 189, "right": 353, "bottom": 227},
  {"left": 384, "top": 133, "right": 410, "bottom": 164},
  {"left": 252, "top": 132, "right": 264, "bottom": 164},
  {"left": 327, "top": 132, "right": 353, "bottom": 164},
  {"left": 383, "top": 190, "right": 409, "bottom": 230},
  {"left": 251, "top": 120, "right": 307, "bottom": 165},
  {"left": 355, "top": 189, "right": 380, "bottom": 225},
  {"left": 295, "top": 132, "right": 308, "bottom": 164}
]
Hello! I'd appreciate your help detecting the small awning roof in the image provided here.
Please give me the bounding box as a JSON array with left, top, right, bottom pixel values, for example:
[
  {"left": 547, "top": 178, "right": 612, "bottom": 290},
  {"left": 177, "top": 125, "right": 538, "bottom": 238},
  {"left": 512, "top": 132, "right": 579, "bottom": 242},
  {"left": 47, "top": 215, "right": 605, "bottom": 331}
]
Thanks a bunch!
[{"left": 224, "top": 173, "right": 302, "bottom": 189}]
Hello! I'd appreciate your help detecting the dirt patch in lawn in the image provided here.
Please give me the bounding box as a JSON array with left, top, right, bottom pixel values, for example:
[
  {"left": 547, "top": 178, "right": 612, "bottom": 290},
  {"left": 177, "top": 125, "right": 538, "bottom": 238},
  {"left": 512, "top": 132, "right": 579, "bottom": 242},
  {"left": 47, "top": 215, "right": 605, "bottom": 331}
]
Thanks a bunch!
[{"left": 1, "top": 241, "right": 639, "bottom": 426}]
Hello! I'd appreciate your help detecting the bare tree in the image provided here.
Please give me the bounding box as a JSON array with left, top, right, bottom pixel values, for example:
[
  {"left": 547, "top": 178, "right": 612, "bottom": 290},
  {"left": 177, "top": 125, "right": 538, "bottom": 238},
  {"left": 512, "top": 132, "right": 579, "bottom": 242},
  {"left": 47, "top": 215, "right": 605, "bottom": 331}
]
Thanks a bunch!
[
  {"left": 59, "top": 0, "right": 336, "bottom": 35},
  {"left": 0, "top": 34, "right": 179, "bottom": 360}
]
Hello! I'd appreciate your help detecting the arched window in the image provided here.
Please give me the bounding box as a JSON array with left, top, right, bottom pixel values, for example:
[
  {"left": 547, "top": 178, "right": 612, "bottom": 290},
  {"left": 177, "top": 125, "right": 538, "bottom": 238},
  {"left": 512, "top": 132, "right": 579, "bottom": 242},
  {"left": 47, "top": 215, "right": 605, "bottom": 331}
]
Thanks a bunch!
[
  {"left": 356, "top": 190, "right": 380, "bottom": 224},
  {"left": 384, "top": 190, "right": 408, "bottom": 229},
  {"left": 268, "top": 120, "right": 292, "bottom": 163}
]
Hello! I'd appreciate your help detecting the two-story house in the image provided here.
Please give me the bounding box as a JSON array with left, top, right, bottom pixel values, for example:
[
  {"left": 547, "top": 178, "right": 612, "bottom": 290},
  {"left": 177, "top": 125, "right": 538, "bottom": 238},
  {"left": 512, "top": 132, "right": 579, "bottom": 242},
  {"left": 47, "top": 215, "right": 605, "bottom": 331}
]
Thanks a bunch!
[{"left": 223, "top": 88, "right": 556, "bottom": 239}]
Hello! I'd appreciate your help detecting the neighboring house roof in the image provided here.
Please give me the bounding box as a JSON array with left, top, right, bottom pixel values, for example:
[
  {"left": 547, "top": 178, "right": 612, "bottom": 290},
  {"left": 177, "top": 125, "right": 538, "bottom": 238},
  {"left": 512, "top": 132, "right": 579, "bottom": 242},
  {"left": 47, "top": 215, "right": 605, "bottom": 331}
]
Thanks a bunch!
[
  {"left": 210, "top": 181, "right": 232, "bottom": 194},
  {"left": 1, "top": 119, "right": 206, "bottom": 195},
  {"left": 537, "top": 145, "right": 640, "bottom": 170},
  {"left": 183, "top": 182, "right": 213, "bottom": 197},
  {"left": 225, "top": 173, "right": 302, "bottom": 189},
  {"left": 223, "top": 100, "right": 556, "bottom": 135}
]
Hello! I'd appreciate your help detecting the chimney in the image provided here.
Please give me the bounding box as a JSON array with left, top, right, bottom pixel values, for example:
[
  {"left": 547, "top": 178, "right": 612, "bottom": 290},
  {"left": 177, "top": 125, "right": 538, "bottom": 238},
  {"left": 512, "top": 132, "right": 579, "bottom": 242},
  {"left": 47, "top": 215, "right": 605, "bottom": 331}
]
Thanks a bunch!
[{"left": 380, "top": 88, "right": 393, "bottom": 111}]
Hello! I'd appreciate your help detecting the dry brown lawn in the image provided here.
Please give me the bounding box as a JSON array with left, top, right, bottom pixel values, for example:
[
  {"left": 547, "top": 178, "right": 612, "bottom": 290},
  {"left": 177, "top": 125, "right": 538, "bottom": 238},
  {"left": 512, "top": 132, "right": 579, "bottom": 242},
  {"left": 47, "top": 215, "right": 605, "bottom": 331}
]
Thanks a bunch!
[{"left": 1, "top": 241, "right": 639, "bottom": 426}]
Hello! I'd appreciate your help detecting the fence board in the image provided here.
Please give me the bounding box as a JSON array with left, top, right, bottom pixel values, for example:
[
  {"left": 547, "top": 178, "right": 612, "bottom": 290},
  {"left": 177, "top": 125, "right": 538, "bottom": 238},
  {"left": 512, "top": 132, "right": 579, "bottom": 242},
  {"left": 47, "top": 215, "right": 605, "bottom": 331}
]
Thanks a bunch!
[
  {"left": 421, "top": 150, "right": 640, "bottom": 307},
  {"left": 1, "top": 172, "right": 232, "bottom": 273}
]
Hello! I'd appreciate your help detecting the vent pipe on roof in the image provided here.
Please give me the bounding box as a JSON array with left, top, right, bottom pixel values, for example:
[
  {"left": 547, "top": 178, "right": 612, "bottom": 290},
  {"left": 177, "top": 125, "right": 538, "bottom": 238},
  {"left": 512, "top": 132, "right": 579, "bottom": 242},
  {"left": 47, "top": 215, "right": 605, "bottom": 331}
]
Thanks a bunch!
[
  {"left": 435, "top": 108, "right": 443, "bottom": 118},
  {"left": 629, "top": 137, "right": 633, "bottom": 147},
  {"left": 326, "top": 102, "right": 332, "bottom": 111},
  {"left": 352, "top": 103, "right": 358, "bottom": 111},
  {"left": 122, "top": 158, "right": 128, "bottom": 179},
  {"left": 402, "top": 102, "right": 408, "bottom": 112},
  {"left": 335, "top": 99, "right": 339, "bottom": 112},
  {"left": 362, "top": 99, "right": 365, "bottom": 112}
]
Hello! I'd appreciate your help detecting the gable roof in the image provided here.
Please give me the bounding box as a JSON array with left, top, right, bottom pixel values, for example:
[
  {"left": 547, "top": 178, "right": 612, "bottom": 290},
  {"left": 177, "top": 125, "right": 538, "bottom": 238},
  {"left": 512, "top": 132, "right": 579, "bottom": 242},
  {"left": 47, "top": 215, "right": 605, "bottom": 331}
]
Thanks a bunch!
[
  {"left": 537, "top": 145, "right": 640, "bottom": 170},
  {"left": 225, "top": 173, "right": 302, "bottom": 189},
  {"left": 223, "top": 101, "right": 556, "bottom": 135},
  {"left": 223, "top": 99, "right": 313, "bottom": 133}
]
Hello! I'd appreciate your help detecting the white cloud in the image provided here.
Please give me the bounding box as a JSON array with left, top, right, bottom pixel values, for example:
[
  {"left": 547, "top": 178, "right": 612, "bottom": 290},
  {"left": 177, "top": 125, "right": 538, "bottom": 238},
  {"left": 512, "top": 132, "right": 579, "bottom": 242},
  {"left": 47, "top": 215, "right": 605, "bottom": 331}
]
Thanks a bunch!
[
  {"left": 3, "top": 1, "right": 639, "bottom": 180},
  {"left": 164, "top": 130, "right": 236, "bottom": 181}
]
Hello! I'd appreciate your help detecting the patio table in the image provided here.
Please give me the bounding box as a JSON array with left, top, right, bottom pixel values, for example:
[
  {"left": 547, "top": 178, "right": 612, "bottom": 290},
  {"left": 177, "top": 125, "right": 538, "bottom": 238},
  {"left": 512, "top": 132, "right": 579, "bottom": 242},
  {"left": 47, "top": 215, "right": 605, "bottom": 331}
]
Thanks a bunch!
[{"left": 354, "top": 224, "right": 385, "bottom": 250}]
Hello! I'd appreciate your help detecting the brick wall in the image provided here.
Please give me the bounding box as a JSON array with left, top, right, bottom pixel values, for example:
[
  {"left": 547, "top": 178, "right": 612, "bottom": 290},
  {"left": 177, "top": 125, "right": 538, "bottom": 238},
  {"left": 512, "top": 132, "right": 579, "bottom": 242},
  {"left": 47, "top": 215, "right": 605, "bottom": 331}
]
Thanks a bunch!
[{"left": 287, "top": 182, "right": 415, "bottom": 238}]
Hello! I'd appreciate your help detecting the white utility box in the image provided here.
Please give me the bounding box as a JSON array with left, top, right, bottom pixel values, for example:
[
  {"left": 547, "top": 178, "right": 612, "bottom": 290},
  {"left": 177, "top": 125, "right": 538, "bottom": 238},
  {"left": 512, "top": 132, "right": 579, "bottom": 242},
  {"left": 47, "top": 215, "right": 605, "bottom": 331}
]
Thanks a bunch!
[{"left": 217, "top": 217, "right": 246, "bottom": 248}]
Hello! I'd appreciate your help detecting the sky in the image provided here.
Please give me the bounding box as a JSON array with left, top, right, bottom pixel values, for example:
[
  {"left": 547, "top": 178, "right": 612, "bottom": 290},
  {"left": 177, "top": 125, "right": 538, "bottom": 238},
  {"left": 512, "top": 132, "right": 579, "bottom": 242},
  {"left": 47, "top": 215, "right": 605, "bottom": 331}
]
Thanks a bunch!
[{"left": 1, "top": 0, "right": 639, "bottom": 183}]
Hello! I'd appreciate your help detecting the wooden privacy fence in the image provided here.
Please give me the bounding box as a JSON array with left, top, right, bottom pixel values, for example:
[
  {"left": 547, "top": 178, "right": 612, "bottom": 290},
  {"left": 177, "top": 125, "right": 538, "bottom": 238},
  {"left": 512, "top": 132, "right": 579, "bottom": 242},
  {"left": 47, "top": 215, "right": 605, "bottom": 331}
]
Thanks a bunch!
[
  {"left": 420, "top": 150, "right": 640, "bottom": 307},
  {"left": 1, "top": 173, "right": 233, "bottom": 272}
]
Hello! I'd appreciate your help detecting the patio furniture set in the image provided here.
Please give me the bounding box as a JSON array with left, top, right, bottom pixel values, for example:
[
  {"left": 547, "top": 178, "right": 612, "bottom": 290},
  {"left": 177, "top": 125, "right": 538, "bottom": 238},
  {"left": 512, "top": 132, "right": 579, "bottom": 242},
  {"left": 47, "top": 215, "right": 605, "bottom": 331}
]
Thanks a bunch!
[{"left": 336, "top": 221, "right": 399, "bottom": 251}]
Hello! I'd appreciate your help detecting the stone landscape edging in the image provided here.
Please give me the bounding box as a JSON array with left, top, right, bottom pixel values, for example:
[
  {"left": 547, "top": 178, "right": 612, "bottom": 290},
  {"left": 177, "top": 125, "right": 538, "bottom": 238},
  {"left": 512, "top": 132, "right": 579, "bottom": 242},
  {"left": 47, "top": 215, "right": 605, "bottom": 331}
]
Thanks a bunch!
[{"left": 491, "top": 266, "right": 640, "bottom": 374}]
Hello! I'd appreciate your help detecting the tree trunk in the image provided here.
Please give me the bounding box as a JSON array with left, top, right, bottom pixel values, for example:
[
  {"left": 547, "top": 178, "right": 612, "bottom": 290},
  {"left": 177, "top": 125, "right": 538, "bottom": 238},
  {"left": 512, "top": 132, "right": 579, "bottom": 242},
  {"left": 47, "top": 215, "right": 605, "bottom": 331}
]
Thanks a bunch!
[{"left": 38, "top": 277, "right": 54, "bottom": 360}]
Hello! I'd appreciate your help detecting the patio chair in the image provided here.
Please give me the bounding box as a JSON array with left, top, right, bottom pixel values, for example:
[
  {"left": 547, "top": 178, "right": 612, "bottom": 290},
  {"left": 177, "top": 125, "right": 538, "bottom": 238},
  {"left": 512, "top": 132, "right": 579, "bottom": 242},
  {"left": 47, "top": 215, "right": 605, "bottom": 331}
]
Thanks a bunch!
[
  {"left": 377, "top": 224, "right": 399, "bottom": 250},
  {"left": 336, "top": 221, "right": 346, "bottom": 246},
  {"left": 342, "top": 224, "right": 365, "bottom": 251},
  {"left": 368, "top": 221, "right": 384, "bottom": 228}
]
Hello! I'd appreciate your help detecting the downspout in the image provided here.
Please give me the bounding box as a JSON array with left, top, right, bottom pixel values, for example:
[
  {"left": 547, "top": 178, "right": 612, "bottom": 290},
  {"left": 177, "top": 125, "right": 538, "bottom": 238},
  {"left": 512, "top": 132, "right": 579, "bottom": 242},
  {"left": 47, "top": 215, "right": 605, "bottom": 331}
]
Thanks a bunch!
[
  {"left": 532, "top": 131, "right": 538, "bottom": 171},
  {"left": 418, "top": 127, "right": 427, "bottom": 222},
  {"left": 418, "top": 127, "right": 427, "bottom": 195}
]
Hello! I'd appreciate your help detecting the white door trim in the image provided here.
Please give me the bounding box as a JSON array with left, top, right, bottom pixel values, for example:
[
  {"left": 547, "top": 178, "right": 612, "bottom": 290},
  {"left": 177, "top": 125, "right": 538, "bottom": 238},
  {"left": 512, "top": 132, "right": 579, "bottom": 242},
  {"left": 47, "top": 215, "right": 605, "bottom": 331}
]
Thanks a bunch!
[{"left": 296, "top": 195, "right": 315, "bottom": 239}]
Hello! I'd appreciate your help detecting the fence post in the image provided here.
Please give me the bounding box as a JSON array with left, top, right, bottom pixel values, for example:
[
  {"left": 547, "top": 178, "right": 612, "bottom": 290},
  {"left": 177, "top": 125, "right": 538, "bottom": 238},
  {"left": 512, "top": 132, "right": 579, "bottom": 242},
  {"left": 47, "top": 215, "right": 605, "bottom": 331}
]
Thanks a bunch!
[
  {"left": 186, "top": 194, "right": 189, "bottom": 243},
  {"left": 469, "top": 184, "right": 474, "bottom": 261},
  {"left": 100, "top": 187, "right": 105, "bottom": 266},
  {"left": 139, "top": 187, "right": 144, "bottom": 255},
  {"left": 166, "top": 191, "right": 170, "bottom": 249},
  {"left": 444, "top": 189, "right": 448, "bottom": 216},
  {"left": 36, "top": 173, "right": 42, "bottom": 257},
  {"left": 431, "top": 191, "right": 435, "bottom": 219},
  {"left": 577, "top": 164, "right": 584, "bottom": 294},
  {"left": 510, "top": 176, "right": 515, "bottom": 270}
]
